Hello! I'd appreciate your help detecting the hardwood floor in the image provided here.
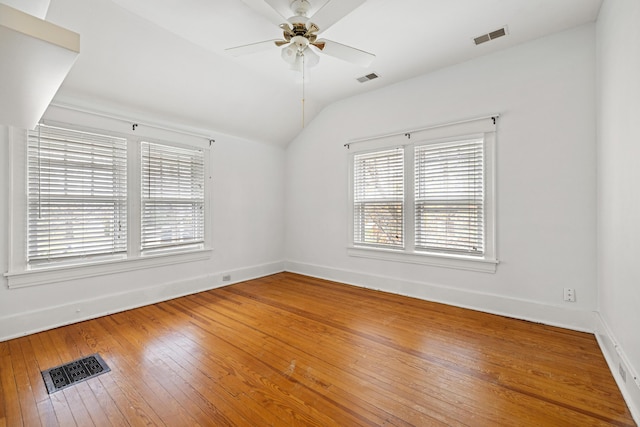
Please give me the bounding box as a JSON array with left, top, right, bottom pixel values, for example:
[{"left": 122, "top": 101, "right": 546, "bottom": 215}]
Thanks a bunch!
[{"left": 0, "top": 272, "right": 635, "bottom": 426}]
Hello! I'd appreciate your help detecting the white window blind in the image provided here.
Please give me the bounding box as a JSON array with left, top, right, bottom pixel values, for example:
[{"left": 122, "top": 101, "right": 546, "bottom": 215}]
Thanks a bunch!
[
  {"left": 27, "top": 125, "right": 128, "bottom": 263},
  {"left": 415, "top": 138, "right": 484, "bottom": 255},
  {"left": 353, "top": 148, "right": 404, "bottom": 248},
  {"left": 141, "top": 141, "right": 205, "bottom": 252}
]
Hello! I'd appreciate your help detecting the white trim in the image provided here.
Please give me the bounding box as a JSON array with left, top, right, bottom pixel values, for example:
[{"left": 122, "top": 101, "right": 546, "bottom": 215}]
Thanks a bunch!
[
  {"left": 5, "top": 249, "right": 213, "bottom": 288},
  {"left": 594, "top": 313, "right": 640, "bottom": 424},
  {"left": 49, "top": 102, "right": 214, "bottom": 141},
  {"left": 6, "top": 112, "right": 214, "bottom": 286},
  {"left": 128, "top": 135, "right": 142, "bottom": 258},
  {"left": 285, "top": 260, "right": 595, "bottom": 332},
  {"left": 347, "top": 246, "right": 498, "bottom": 273},
  {"left": 0, "top": 261, "right": 285, "bottom": 342},
  {"left": 346, "top": 113, "right": 500, "bottom": 147},
  {"left": 347, "top": 121, "right": 498, "bottom": 271},
  {"left": 41, "top": 105, "right": 212, "bottom": 153},
  {"left": 7, "top": 127, "right": 29, "bottom": 273}
]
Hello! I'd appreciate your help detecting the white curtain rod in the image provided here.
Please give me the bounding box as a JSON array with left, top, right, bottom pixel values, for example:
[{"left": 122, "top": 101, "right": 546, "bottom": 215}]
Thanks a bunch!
[
  {"left": 49, "top": 102, "right": 215, "bottom": 142},
  {"left": 344, "top": 113, "right": 500, "bottom": 147}
]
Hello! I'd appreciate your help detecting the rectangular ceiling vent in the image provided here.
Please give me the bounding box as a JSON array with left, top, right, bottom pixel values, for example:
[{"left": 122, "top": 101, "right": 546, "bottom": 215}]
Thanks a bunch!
[
  {"left": 474, "top": 26, "right": 508, "bottom": 45},
  {"left": 357, "top": 72, "right": 379, "bottom": 83}
]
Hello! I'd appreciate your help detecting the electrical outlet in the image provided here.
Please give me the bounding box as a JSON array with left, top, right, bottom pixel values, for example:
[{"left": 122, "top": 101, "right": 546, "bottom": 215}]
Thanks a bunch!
[
  {"left": 563, "top": 288, "right": 576, "bottom": 302},
  {"left": 619, "top": 362, "right": 627, "bottom": 383},
  {"left": 222, "top": 274, "right": 231, "bottom": 282}
]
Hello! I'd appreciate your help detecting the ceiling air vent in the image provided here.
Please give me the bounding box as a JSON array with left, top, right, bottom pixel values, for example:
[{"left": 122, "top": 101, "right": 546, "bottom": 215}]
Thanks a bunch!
[
  {"left": 474, "top": 26, "right": 508, "bottom": 45},
  {"left": 357, "top": 72, "right": 379, "bottom": 83}
]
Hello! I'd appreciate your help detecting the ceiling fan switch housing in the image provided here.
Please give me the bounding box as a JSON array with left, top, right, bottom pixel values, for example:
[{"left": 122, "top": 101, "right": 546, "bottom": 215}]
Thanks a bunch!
[{"left": 290, "top": 0, "right": 311, "bottom": 16}]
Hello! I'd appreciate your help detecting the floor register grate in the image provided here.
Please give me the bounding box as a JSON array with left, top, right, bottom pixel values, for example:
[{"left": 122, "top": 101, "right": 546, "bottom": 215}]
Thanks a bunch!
[{"left": 41, "top": 353, "right": 111, "bottom": 394}]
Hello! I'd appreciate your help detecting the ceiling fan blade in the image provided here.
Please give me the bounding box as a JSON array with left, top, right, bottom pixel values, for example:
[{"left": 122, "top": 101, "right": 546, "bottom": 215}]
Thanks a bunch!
[
  {"left": 309, "top": 0, "right": 366, "bottom": 32},
  {"left": 239, "top": 0, "right": 288, "bottom": 26},
  {"left": 313, "top": 39, "right": 375, "bottom": 67},
  {"left": 225, "top": 40, "right": 281, "bottom": 56},
  {"left": 262, "top": 0, "right": 294, "bottom": 21},
  {"left": 274, "top": 40, "right": 291, "bottom": 47}
]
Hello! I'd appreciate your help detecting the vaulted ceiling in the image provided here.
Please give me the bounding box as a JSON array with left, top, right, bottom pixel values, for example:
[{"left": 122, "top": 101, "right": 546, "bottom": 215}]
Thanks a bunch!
[{"left": 41, "top": 0, "right": 602, "bottom": 146}]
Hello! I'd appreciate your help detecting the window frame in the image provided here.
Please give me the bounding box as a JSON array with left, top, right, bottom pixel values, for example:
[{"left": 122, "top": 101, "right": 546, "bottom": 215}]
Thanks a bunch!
[
  {"left": 139, "top": 140, "right": 206, "bottom": 255},
  {"left": 414, "top": 136, "right": 485, "bottom": 256},
  {"left": 347, "top": 117, "right": 498, "bottom": 273},
  {"left": 5, "top": 116, "right": 212, "bottom": 289},
  {"left": 26, "top": 124, "right": 130, "bottom": 265},
  {"left": 353, "top": 147, "right": 405, "bottom": 249}
]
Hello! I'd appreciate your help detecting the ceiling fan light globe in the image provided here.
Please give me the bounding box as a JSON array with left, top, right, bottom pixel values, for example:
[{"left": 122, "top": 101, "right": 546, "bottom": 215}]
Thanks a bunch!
[
  {"left": 303, "top": 47, "right": 320, "bottom": 68},
  {"left": 281, "top": 44, "right": 298, "bottom": 63},
  {"left": 289, "top": 54, "right": 304, "bottom": 72}
]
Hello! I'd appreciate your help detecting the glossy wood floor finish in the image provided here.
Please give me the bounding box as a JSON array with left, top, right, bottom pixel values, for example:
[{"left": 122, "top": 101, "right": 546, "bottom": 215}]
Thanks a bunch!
[{"left": 0, "top": 272, "right": 635, "bottom": 426}]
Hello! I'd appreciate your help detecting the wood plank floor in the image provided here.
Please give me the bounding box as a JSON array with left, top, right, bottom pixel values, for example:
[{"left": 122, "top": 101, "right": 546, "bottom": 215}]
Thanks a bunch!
[{"left": 0, "top": 272, "right": 635, "bottom": 426}]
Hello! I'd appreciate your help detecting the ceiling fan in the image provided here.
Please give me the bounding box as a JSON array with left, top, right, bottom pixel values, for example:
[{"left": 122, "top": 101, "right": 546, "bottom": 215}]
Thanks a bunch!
[{"left": 226, "top": 0, "right": 375, "bottom": 70}]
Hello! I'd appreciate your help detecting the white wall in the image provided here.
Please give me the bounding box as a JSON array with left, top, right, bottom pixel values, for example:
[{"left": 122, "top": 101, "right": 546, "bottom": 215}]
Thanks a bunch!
[
  {"left": 0, "top": 110, "right": 286, "bottom": 340},
  {"left": 285, "top": 24, "right": 597, "bottom": 331},
  {"left": 596, "top": 0, "right": 640, "bottom": 419}
]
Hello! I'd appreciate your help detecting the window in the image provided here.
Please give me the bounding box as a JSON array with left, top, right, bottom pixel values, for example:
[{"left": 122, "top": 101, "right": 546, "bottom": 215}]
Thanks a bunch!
[
  {"left": 348, "top": 116, "right": 497, "bottom": 272},
  {"left": 353, "top": 148, "right": 404, "bottom": 248},
  {"left": 6, "top": 113, "right": 211, "bottom": 288},
  {"left": 414, "top": 138, "right": 484, "bottom": 255},
  {"left": 141, "top": 141, "right": 205, "bottom": 252},
  {"left": 27, "top": 125, "right": 128, "bottom": 264}
]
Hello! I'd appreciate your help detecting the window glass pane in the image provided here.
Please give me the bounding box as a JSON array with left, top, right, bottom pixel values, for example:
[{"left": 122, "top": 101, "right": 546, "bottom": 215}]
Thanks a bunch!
[
  {"left": 415, "top": 138, "right": 484, "bottom": 255},
  {"left": 353, "top": 148, "right": 404, "bottom": 248},
  {"left": 27, "top": 125, "right": 128, "bottom": 263},
  {"left": 141, "top": 141, "right": 205, "bottom": 251}
]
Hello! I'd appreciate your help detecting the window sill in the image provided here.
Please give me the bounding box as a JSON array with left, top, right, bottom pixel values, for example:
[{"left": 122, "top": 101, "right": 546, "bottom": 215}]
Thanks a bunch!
[
  {"left": 4, "top": 248, "right": 213, "bottom": 289},
  {"left": 347, "top": 246, "right": 498, "bottom": 273}
]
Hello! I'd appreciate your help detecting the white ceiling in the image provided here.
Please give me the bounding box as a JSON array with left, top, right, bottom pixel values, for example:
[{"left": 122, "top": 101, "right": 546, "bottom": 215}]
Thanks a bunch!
[{"left": 41, "top": 0, "right": 602, "bottom": 146}]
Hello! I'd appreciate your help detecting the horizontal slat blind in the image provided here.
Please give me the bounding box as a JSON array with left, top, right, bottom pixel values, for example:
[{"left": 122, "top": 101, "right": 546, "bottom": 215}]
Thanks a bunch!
[
  {"left": 415, "top": 138, "right": 484, "bottom": 255},
  {"left": 27, "top": 125, "right": 128, "bottom": 262},
  {"left": 141, "top": 141, "right": 205, "bottom": 251},
  {"left": 353, "top": 148, "right": 404, "bottom": 248}
]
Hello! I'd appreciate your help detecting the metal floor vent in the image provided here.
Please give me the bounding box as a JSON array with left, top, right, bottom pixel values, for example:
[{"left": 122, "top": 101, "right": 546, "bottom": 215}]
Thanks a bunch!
[{"left": 41, "top": 353, "right": 110, "bottom": 394}]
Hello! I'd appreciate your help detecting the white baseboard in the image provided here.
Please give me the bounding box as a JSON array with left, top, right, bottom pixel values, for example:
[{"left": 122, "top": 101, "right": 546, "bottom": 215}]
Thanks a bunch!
[
  {"left": 0, "top": 261, "right": 284, "bottom": 342},
  {"left": 3, "top": 259, "right": 637, "bottom": 423},
  {"left": 285, "top": 260, "right": 596, "bottom": 332},
  {"left": 594, "top": 313, "right": 640, "bottom": 424}
]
